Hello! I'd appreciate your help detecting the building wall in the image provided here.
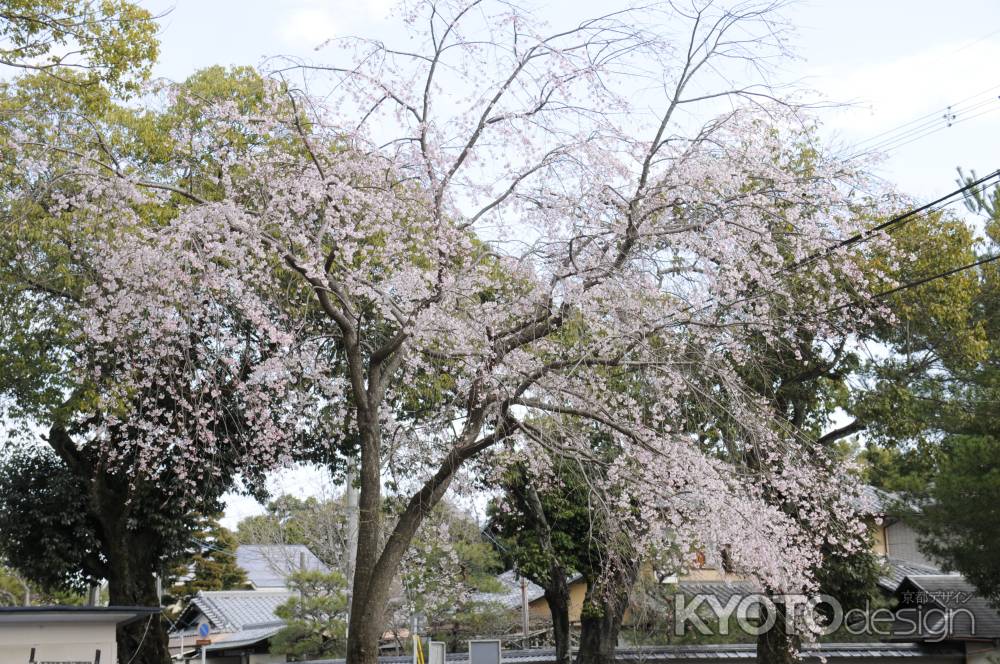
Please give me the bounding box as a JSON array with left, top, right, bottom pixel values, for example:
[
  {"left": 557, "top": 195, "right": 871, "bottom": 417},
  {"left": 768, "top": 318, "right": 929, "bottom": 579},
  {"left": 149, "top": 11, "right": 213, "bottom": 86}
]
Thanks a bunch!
[
  {"left": 527, "top": 568, "right": 732, "bottom": 626},
  {"left": 0, "top": 621, "right": 117, "bottom": 663},
  {"left": 873, "top": 523, "right": 888, "bottom": 556},
  {"left": 885, "top": 521, "right": 938, "bottom": 567},
  {"left": 528, "top": 578, "right": 587, "bottom": 623}
]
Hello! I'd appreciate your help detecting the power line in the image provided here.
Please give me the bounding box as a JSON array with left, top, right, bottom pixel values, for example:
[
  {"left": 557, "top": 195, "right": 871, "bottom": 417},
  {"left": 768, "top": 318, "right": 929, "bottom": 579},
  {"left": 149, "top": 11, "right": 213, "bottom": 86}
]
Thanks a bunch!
[
  {"left": 873, "top": 252, "right": 1000, "bottom": 300},
  {"left": 853, "top": 97, "right": 1000, "bottom": 158},
  {"left": 786, "top": 168, "right": 1000, "bottom": 274},
  {"left": 829, "top": 252, "right": 1000, "bottom": 314},
  {"left": 670, "top": 170, "right": 1000, "bottom": 326},
  {"left": 846, "top": 82, "right": 1000, "bottom": 159}
]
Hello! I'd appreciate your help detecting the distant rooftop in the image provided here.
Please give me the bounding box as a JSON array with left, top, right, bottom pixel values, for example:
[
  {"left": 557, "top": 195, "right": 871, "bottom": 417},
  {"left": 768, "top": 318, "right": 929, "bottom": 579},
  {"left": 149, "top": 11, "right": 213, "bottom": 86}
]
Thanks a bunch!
[
  {"left": 889, "top": 575, "right": 1000, "bottom": 641},
  {"left": 172, "top": 589, "right": 293, "bottom": 654},
  {"left": 176, "top": 589, "right": 293, "bottom": 633},
  {"left": 473, "top": 570, "right": 546, "bottom": 610},
  {"left": 0, "top": 605, "right": 159, "bottom": 626},
  {"left": 236, "top": 544, "right": 328, "bottom": 589},
  {"left": 879, "top": 557, "right": 952, "bottom": 592}
]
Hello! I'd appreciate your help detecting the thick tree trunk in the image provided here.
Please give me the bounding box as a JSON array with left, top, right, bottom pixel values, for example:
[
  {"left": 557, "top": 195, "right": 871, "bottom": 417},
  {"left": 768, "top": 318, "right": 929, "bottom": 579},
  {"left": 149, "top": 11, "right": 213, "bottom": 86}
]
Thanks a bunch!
[
  {"left": 756, "top": 602, "right": 799, "bottom": 664},
  {"left": 106, "top": 557, "right": 170, "bottom": 664},
  {"left": 48, "top": 426, "right": 169, "bottom": 664},
  {"left": 575, "top": 558, "right": 640, "bottom": 664},
  {"left": 346, "top": 423, "right": 386, "bottom": 664},
  {"left": 544, "top": 566, "right": 572, "bottom": 664},
  {"left": 99, "top": 490, "right": 170, "bottom": 664}
]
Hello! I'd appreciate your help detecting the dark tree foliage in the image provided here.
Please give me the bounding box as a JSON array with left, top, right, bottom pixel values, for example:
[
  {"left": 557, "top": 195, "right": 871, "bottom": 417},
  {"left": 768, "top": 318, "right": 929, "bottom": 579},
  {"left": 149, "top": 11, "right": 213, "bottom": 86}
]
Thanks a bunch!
[
  {"left": 863, "top": 175, "right": 1000, "bottom": 606},
  {"left": 271, "top": 570, "right": 349, "bottom": 660},
  {"left": 0, "top": 442, "right": 101, "bottom": 593},
  {"left": 917, "top": 435, "right": 1000, "bottom": 608},
  {"left": 166, "top": 514, "right": 250, "bottom": 604},
  {"left": 489, "top": 443, "right": 643, "bottom": 664}
]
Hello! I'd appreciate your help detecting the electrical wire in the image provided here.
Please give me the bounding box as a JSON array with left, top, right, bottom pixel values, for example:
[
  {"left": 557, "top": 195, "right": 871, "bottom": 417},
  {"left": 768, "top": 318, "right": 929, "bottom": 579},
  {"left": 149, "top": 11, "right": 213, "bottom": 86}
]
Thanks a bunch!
[
  {"left": 786, "top": 168, "right": 1000, "bottom": 274},
  {"left": 122, "top": 614, "right": 155, "bottom": 664},
  {"left": 829, "top": 251, "right": 1000, "bottom": 314},
  {"left": 845, "top": 82, "right": 1000, "bottom": 160}
]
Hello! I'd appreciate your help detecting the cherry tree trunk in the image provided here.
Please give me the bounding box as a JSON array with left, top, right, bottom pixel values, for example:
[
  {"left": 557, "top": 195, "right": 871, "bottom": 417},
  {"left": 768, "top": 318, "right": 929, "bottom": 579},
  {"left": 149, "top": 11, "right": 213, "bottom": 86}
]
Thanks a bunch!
[
  {"left": 575, "top": 559, "right": 640, "bottom": 664},
  {"left": 100, "top": 510, "right": 170, "bottom": 664},
  {"left": 346, "top": 423, "right": 386, "bottom": 664},
  {"left": 756, "top": 601, "right": 800, "bottom": 664},
  {"left": 345, "top": 419, "right": 464, "bottom": 664}
]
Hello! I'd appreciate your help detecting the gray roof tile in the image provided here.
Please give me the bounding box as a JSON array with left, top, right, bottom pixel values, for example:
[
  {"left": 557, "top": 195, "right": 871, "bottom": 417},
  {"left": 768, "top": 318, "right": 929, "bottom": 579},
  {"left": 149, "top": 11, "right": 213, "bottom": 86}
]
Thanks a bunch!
[
  {"left": 890, "top": 575, "right": 1000, "bottom": 640},
  {"left": 236, "top": 544, "right": 328, "bottom": 589},
  {"left": 879, "top": 558, "right": 948, "bottom": 592},
  {"left": 177, "top": 590, "right": 295, "bottom": 633}
]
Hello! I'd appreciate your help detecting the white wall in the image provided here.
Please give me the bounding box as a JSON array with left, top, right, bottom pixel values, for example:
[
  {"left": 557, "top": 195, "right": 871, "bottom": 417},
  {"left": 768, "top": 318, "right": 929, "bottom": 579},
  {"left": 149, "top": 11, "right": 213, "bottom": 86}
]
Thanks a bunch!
[{"left": 0, "top": 621, "right": 117, "bottom": 663}]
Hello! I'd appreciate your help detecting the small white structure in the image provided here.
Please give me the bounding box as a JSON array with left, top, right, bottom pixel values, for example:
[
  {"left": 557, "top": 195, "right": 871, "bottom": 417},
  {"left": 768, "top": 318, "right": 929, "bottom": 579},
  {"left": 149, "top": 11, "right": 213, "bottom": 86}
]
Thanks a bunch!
[
  {"left": 469, "top": 639, "right": 502, "bottom": 664},
  {"left": 0, "top": 605, "right": 159, "bottom": 664}
]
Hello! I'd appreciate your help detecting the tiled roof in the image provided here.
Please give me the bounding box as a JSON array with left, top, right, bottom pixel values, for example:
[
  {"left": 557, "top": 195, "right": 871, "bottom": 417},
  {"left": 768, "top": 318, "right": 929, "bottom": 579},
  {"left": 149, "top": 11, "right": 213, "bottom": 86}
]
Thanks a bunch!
[
  {"left": 236, "top": 544, "right": 328, "bottom": 588},
  {"left": 889, "top": 575, "right": 1000, "bottom": 641},
  {"left": 678, "top": 580, "right": 758, "bottom": 604},
  {"left": 297, "top": 643, "right": 964, "bottom": 664},
  {"left": 878, "top": 558, "right": 948, "bottom": 591},
  {"left": 172, "top": 589, "right": 295, "bottom": 654},
  {"left": 473, "top": 570, "right": 546, "bottom": 610},
  {"left": 176, "top": 590, "right": 294, "bottom": 633}
]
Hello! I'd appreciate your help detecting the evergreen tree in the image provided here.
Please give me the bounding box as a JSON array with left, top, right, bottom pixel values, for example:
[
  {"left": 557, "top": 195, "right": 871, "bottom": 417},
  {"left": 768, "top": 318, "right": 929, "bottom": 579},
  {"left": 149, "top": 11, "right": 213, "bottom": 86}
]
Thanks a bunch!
[{"left": 167, "top": 515, "right": 250, "bottom": 602}]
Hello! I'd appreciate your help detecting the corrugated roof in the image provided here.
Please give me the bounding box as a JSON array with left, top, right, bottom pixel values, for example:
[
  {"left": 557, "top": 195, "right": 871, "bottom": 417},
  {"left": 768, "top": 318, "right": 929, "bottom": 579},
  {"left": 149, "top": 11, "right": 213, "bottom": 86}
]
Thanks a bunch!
[{"left": 297, "top": 643, "right": 963, "bottom": 664}]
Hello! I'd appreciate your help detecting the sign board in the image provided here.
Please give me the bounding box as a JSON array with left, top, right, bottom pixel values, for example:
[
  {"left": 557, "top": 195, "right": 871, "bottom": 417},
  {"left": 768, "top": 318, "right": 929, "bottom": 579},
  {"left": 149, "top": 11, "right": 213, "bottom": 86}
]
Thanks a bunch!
[
  {"left": 428, "top": 641, "right": 446, "bottom": 664},
  {"left": 198, "top": 623, "right": 210, "bottom": 638},
  {"left": 468, "top": 640, "right": 501, "bottom": 664}
]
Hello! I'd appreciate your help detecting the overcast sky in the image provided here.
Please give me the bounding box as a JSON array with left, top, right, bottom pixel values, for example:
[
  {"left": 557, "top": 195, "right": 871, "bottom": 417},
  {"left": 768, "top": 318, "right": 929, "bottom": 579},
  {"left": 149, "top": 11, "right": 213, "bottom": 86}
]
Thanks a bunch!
[{"left": 134, "top": 0, "right": 1000, "bottom": 527}]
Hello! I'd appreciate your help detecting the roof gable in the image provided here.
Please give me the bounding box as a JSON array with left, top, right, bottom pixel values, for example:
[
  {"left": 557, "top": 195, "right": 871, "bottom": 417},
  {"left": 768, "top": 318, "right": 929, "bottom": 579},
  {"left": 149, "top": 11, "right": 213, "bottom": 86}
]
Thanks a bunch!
[
  {"left": 891, "top": 574, "right": 1000, "bottom": 641},
  {"left": 177, "top": 590, "right": 295, "bottom": 632}
]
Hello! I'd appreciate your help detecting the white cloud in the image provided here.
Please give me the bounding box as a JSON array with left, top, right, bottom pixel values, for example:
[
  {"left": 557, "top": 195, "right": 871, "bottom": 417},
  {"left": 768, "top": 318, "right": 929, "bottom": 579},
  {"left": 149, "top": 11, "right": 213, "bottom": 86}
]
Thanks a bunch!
[
  {"left": 275, "top": 0, "right": 397, "bottom": 47},
  {"left": 278, "top": 6, "right": 341, "bottom": 46}
]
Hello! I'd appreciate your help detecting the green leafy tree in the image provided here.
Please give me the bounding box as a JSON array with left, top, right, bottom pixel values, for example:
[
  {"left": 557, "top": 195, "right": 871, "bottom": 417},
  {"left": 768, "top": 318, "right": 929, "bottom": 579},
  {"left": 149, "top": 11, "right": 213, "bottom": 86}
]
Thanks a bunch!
[
  {"left": 858, "top": 175, "right": 1000, "bottom": 605},
  {"left": 0, "top": 562, "right": 91, "bottom": 606},
  {"left": 0, "top": 65, "right": 333, "bottom": 664},
  {"left": 0, "top": 442, "right": 102, "bottom": 594},
  {"left": 0, "top": 0, "right": 158, "bottom": 91},
  {"left": 917, "top": 435, "right": 1000, "bottom": 608},
  {"left": 397, "top": 501, "right": 507, "bottom": 651},
  {"left": 489, "top": 442, "right": 645, "bottom": 664},
  {"left": 271, "top": 570, "right": 349, "bottom": 661}
]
